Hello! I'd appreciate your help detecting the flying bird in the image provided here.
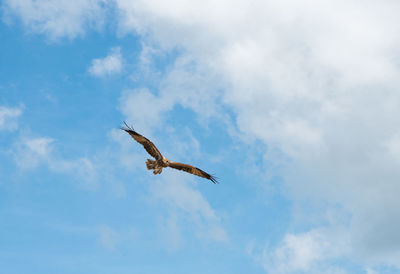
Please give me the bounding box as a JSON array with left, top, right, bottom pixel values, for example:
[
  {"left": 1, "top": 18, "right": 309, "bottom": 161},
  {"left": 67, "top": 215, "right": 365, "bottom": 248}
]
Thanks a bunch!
[{"left": 121, "top": 122, "right": 218, "bottom": 184}]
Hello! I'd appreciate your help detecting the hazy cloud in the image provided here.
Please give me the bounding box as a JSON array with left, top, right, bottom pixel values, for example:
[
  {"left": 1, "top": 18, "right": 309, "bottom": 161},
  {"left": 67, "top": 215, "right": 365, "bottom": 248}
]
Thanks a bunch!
[
  {"left": 97, "top": 225, "right": 119, "bottom": 251},
  {"left": 13, "top": 137, "right": 54, "bottom": 169},
  {"left": 149, "top": 173, "right": 228, "bottom": 248},
  {"left": 0, "top": 105, "right": 22, "bottom": 131},
  {"left": 12, "top": 136, "right": 99, "bottom": 190}
]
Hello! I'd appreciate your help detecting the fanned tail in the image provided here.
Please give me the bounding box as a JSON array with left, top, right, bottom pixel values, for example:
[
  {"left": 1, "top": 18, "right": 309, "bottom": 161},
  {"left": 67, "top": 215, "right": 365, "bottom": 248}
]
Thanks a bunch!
[{"left": 146, "top": 159, "right": 157, "bottom": 170}]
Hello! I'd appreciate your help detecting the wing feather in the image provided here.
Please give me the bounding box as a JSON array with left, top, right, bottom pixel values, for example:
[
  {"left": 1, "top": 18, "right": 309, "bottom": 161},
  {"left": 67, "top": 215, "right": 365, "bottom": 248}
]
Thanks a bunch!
[
  {"left": 121, "top": 123, "right": 163, "bottom": 161},
  {"left": 168, "top": 162, "right": 218, "bottom": 184}
]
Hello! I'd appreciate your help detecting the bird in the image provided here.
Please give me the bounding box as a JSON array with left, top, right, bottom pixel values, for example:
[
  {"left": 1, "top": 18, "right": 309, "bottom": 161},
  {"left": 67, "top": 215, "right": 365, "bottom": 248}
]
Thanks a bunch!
[{"left": 121, "top": 122, "right": 218, "bottom": 184}]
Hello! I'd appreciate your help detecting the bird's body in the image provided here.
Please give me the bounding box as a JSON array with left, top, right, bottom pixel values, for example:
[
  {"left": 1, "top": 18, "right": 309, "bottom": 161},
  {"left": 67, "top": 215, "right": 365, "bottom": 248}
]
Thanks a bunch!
[
  {"left": 146, "top": 157, "right": 169, "bottom": 174},
  {"left": 121, "top": 122, "right": 217, "bottom": 184}
]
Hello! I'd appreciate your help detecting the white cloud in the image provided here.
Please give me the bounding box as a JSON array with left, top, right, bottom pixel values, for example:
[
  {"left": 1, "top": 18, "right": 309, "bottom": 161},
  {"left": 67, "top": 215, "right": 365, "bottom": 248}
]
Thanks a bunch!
[
  {"left": 113, "top": 0, "right": 400, "bottom": 270},
  {"left": 88, "top": 47, "right": 123, "bottom": 77},
  {"left": 2, "top": 0, "right": 109, "bottom": 40},
  {"left": 118, "top": 54, "right": 225, "bottom": 135},
  {"left": 252, "top": 228, "right": 350, "bottom": 274},
  {"left": 118, "top": 88, "right": 171, "bottom": 134},
  {"left": 0, "top": 106, "right": 22, "bottom": 131}
]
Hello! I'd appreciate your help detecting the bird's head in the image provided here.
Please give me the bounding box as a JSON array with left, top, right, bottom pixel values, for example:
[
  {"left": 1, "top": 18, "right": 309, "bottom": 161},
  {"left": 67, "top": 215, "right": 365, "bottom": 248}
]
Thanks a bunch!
[{"left": 163, "top": 157, "right": 171, "bottom": 164}]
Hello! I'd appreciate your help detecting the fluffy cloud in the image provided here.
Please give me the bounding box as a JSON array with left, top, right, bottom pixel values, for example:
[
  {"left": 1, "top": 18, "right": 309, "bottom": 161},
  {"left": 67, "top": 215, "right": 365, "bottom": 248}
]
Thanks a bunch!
[
  {"left": 88, "top": 47, "right": 123, "bottom": 77},
  {"left": 0, "top": 106, "right": 22, "bottom": 131},
  {"left": 2, "top": 0, "right": 109, "bottom": 39},
  {"left": 114, "top": 0, "right": 400, "bottom": 269},
  {"left": 250, "top": 228, "right": 351, "bottom": 274},
  {"left": 118, "top": 54, "right": 225, "bottom": 135},
  {"left": 5, "top": 0, "right": 400, "bottom": 270}
]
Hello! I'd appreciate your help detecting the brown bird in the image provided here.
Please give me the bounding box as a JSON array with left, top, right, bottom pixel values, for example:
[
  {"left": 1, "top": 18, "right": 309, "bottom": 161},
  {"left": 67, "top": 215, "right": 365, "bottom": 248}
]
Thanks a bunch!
[{"left": 121, "top": 122, "right": 218, "bottom": 184}]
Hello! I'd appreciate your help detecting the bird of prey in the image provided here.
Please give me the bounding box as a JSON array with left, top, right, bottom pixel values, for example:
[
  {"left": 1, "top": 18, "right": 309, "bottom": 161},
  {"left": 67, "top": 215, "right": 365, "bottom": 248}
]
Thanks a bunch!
[{"left": 121, "top": 122, "right": 218, "bottom": 184}]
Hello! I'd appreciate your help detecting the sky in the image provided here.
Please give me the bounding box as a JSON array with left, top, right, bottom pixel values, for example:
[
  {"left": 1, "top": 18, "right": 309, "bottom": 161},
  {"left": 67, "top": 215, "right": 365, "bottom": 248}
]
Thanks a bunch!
[{"left": 1, "top": 0, "right": 400, "bottom": 273}]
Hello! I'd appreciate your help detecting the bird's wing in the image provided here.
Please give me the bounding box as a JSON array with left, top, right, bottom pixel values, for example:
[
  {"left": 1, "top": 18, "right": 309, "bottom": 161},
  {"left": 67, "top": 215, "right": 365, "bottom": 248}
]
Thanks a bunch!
[
  {"left": 121, "top": 122, "right": 163, "bottom": 161},
  {"left": 168, "top": 161, "right": 218, "bottom": 184}
]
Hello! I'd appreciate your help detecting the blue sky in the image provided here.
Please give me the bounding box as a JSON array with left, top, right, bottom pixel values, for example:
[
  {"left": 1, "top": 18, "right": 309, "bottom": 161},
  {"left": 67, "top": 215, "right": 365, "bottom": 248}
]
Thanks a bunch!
[{"left": 2, "top": 1, "right": 400, "bottom": 273}]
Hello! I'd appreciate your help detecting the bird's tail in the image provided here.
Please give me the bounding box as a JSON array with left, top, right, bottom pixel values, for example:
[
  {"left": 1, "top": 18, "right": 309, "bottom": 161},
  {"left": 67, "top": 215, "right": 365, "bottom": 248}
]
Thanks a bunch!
[{"left": 146, "top": 159, "right": 157, "bottom": 170}]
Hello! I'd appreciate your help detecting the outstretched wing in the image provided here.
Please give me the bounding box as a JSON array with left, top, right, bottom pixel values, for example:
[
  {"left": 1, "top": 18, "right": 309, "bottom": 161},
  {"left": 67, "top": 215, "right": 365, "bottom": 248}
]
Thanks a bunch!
[
  {"left": 121, "top": 122, "right": 163, "bottom": 161},
  {"left": 168, "top": 162, "right": 218, "bottom": 184}
]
